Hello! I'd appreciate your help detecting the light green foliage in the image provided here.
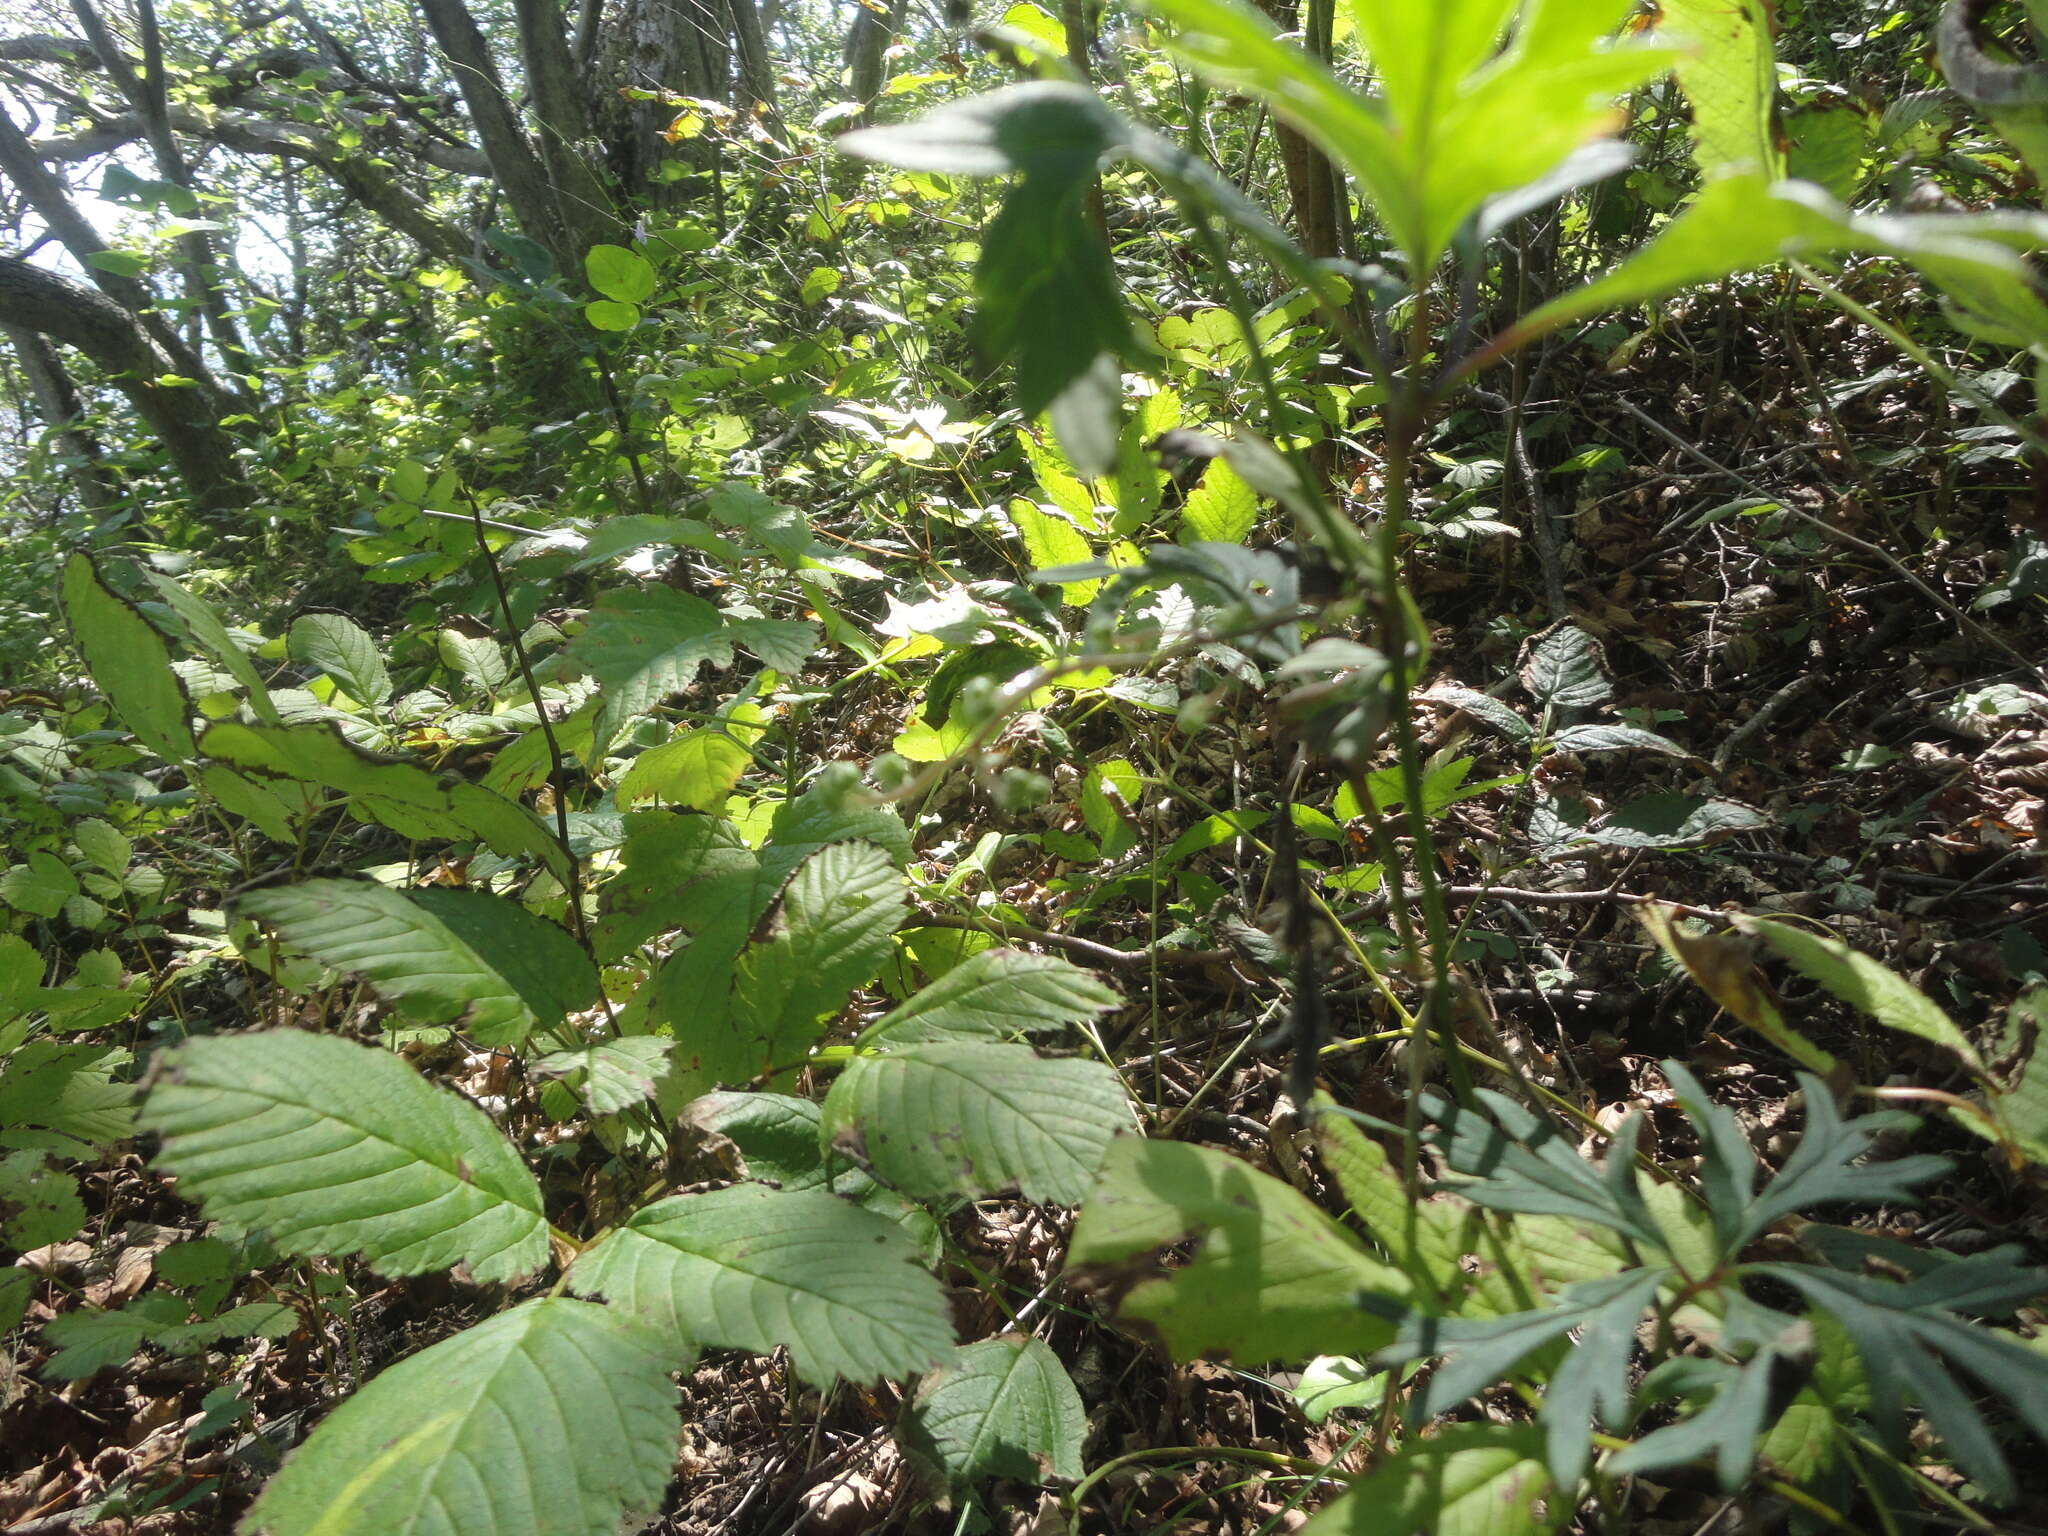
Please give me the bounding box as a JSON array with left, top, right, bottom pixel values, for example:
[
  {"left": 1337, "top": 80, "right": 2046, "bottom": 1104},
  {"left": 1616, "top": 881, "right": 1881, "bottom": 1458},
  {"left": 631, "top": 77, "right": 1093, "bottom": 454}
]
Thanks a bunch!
[
  {"left": 139, "top": 1031, "right": 549, "bottom": 1283},
  {"left": 857, "top": 948, "right": 1119, "bottom": 1046},
  {"left": 616, "top": 726, "right": 751, "bottom": 809},
  {"left": 568, "top": 1183, "right": 956, "bottom": 1383},
  {"left": 1297, "top": 1425, "right": 1554, "bottom": 1536},
  {"left": 533, "top": 1037, "right": 674, "bottom": 1115},
  {"left": 566, "top": 587, "right": 817, "bottom": 719},
  {"left": 821, "top": 1043, "right": 1127, "bottom": 1203},
  {"left": 1655, "top": 0, "right": 1782, "bottom": 177},
  {"left": 903, "top": 1335, "right": 1087, "bottom": 1488},
  {"left": 1070, "top": 1138, "right": 1412, "bottom": 1362},
  {"left": 237, "top": 880, "right": 596, "bottom": 1048},
  {"left": 244, "top": 1299, "right": 678, "bottom": 1536}
]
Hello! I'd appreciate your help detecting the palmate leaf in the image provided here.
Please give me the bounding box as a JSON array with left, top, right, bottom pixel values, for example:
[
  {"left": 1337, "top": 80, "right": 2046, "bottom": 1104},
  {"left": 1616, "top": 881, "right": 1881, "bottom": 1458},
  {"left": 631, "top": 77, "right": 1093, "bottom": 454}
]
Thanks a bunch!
[
  {"left": 236, "top": 880, "right": 596, "bottom": 1049},
  {"left": 568, "top": 1183, "right": 955, "bottom": 1384},
  {"left": 1366, "top": 1268, "right": 1669, "bottom": 1488},
  {"left": 1296, "top": 1423, "right": 1554, "bottom": 1536},
  {"left": 243, "top": 1298, "right": 677, "bottom": 1536},
  {"left": 820, "top": 1042, "right": 1127, "bottom": 1204},
  {"left": 1069, "top": 1138, "right": 1412, "bottom": 1363},
  {"left": 858, "top": 948, "right": 1119, "bottom": 1047},
  {"left": 138, "top": 1031, "right": 548, "bottom": 1283},
  {"left": 903, "top": 1335, "right": 1087, "bottom": 1488}
]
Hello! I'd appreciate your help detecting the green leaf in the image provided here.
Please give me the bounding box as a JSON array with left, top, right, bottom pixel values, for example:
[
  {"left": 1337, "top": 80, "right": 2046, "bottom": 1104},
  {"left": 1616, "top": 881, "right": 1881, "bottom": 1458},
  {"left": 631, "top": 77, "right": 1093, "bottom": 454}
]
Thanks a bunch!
[
  {"left": 585, "top": 243, "right": 658, "bottom": 303},
  {"left": 821, "top": 1042, "right": 1127, "bottom": 1204},
  {"left": 1311, "top": 1102, "right": 1475, "bottom": 1294},
  {"left": 138, "top": 1031, "right": 549, "bottom": 1282},
  {"left": 1012, "top": 499, "right": 1098, "bottom": 605},
  {"left": 141, "top": 572, "right": 280, "bottom": 723},
  {"left": 85, "top": 249, "right": 146, "bottom": 277},
  {"left": 904, "top": 1335, "right": 1087, "bottom": 1487},
  {"left": 0, "top": 853, "right": 79, "bottom": 920},
  {"left": 1730, "top": 914, "right": 1986, "bottom": 1074},
  {"left": 60, "top": 553, "right": 195, "bottom": 762},
  {"left": 1521, "top": 623, "right": 1610, "bottom": 711},
  {"left": 1068, "top": 1138, "right": 1413, "bottom": 1362},
  {"left": 1588, "top": 793, "right": 1771, "bottom": 849},
  {"left": 704, "top": 483, "right": 814, "bottom": 564},
  {"left": 567, "top": 587, "right": 817, "bottom": 719},
  {"left": 617, "top": 728, "right": 751, "bottom": 810},
  {"left": 533, "top": 1038, "right": 674, "bottom": 1116},
  {"left": 858, "top": 948, "right": 1119, "bottom": 1047},
  {"left": 568, "top": 1183, "right": 955, "bottom": 1383},
  {"left": 69, "top": 820, "right": 130, "bottom": 878},
  {"left": 800, "top": 266, "right": 841, "bottom": 304},
  {"left": 438, "top": 627, "right": 509, "bottom": 694},
  {"left": 197, "top": 764, "right": 310, "bottom": 842},
  {"left": 245, "top": 1298, "right": 677, "bottom": 1536},
  {"left": 1296, "top": 1424, "right": 1554, "bottom": 1536},
  {"left": 288, "top": 611, "right": 391, "bottom": 706},
  {"left": 585, "top": 300, "right": 640, "bottom": 331},
  {"left": 1549, "top": 723, "right": 1689, "bottom": 756},
  {"left": 731, "top": 841, "right": 907, "bottom": 1077},
  {"left": 1655, "top": 0, "right": 1782, "bottom": 177},
  {"left": 688, "top": 1091, "right": 839, "bottom": 1189},
  {"left": 200, "top": 722, "right": 571, "bottom": 881},
  {"left": 236, "top": 881, "right": 595, "bottom": 1048},
  {"left": 0, "top": 1149, "right": 86, "bottom": 1249},
  {"left": 1177, "top": 456, "right": 1259, "bottom": 545},
  {"left": 0, "top": 1042, "right": 134, "bottom": 1156}
]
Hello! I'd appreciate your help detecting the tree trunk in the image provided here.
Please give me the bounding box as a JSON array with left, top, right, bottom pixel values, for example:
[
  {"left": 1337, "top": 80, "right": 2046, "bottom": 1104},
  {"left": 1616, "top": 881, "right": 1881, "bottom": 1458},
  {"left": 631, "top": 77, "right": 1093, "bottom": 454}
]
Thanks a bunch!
[
  {"left": 0, "top": 257, "right": 247, "bottom": 514},
  {"left": 1251, "top": 0, "right": 1349, "bottom": 262},
  {"left": 2, "top": 321, "right": 123, "bottom": 520},
  {"left": 845, "top": 0, "right": 906, "bottom": 109},
  {"left": 510, "top": 0, "right": 623, "bottom": 252}
]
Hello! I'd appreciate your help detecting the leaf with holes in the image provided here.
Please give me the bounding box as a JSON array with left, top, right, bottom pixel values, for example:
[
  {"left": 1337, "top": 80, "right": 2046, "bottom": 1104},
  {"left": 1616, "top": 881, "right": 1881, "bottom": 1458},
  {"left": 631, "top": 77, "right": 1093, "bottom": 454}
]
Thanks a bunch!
[
  {"left": 822, "top": 1042, "right": 1126, "bottom": 1204},
  {"left": 137, "top": 1031, "right": 548, "bottom": 1283},
  {"left": 244, "top": 1298, "right": 676, "bottom": 1536},
  {"left": 568, "top": 1182, "right": 954, "bottom": 1383}
]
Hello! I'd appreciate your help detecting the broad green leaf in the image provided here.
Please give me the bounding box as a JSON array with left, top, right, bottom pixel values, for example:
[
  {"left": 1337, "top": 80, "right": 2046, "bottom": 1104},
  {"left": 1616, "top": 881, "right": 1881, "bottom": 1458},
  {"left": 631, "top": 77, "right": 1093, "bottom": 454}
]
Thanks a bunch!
[
  {"left": 0, "top": 1149, "right": 86, "bottom": 1249},
  {"left": 1297, "top": 1424, "right": 1554, "bottom": 1536},
  {"left": 566, "top": 587, "right": 817, "bottom": 719},
  {"left": 1731, "top": 914, "right": 1986, "bottom": 1074},
  {"left": 731, "top": 841, "right": 907, "bottom": 1078},
  {"left": 705, "top": 483, "right": 814, "bottom": 564},
  {"left": 586, "top": 243, "right": 658, "bottom": 303},
  {"left": 858, "top": 948, "right": 1119, "bottom": 1047},
  {"left": 1785, "top": 101, "right": 1871, "bottom": 199},
  {"left": 585, "top": 300, "right": 640, "bottom": 332},
  {"left": 569, "top": 514, "right": 735, "bottom": 571},
  {"left": 1521, "top": 623, "right": 1610, "bottom": 711},
  {"left": 1177, "top": 456, "right": 1259, "bottom": 545},
  {"left": 70, "top": 819, "right": 131, "bottom": 877},
  {"left": 1311, "top": 1101, "right": 1474, "bottom": 1294},
  {"left": 904, "top": 1335, "right": 1086, "bottom": 1487},
  {"left": 438, "top": 627, "right": 509, "bottom": 694},
  {"left": 1655, "top": 0, "right": 1781, "bottom": 177},
  {"left": 1589, "top": 794, "right": 1772, "bottom": 850},
  {"left": 200, "top": 722, "right": 570, "bottom": 881},
  {"left": 0, "top": 853, "right": 79, "bottom": 920},
  {"left": 1011, "top": 499, "right": 1097, "bottom": 605},
  {"left": 617, "top": 728, "right": 751, "bottom": 810},
  {"left": 138, "top": 1031, "right": 548, "bottom": 1282},
  {"left": 60, "top": 553, "right": 194, "bottom": 762},
  {"left": 1549, "top": 723, "right": 1689, "bottom": 756},
  {"left": 142, "top": 573, "right": 280, "bottom": 723},
  {"left": 687, "top": 1091, "right": 839, "bottom": 1189},
  {"left": 568, "top": 1182, "right": 955, "bottom": 1383},
  {"left": 197, "top": 764, "right": 311, "bottom": 842},
  {"left": 0, "top": 1042, "right": 134, "bottom": 1157},
  {"left": 1068, "top": 1138, "right": 1412, "bottom": 1363},
  {"left": 245, "top": 1298, "right": 677, "bottom": 1536},
  {"left": 236, "top": 881, "right": 595, "bottom": 1048},
  {"left": 533, "top": 1038, "right": 674, "bottom": 1116},
  {"left": 821, "top": 1043, "right": 1127, "bottom": 1204}
]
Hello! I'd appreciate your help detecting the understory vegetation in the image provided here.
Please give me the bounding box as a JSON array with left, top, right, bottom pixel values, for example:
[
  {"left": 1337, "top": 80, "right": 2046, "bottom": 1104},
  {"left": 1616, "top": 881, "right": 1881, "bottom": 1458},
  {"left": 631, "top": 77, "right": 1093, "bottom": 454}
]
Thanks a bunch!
[{"left": 9, "top": 0, "right": 2048, "bottom": 1531}]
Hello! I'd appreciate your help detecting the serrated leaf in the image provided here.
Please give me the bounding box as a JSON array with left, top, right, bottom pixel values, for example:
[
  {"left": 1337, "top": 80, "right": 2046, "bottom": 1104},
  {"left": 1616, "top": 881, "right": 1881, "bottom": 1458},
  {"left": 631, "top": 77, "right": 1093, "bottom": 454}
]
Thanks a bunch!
[
  {"left": 1178, "top": 455, "right": 1259, "bottom": 545},
  {"left": 138, "top": 1031, "right": 548, "bottom": 1283},
  {"left": 1521, "top": 623, "right": 1610, "bottom": 712},
  {"left": 70, "top": 819, "right": 131, "bottom": 877},
  {"left": 236, "top": 881, "right": 593, "bottom": 1048},
  {"left": 0, "top": 1042, "right": 134, "bottom": 1156},
  {"left": 1731, "top": 914, "right": 1985, "bottom": 1074},
  {"left": 294, "top": 614, "right": 393, "bottom": 708},
  {"left": 688, "top": 1091, "right": 837, "bottom": 1189},
  {"left": 0, "top": 1149, "right": 86, "bottom": 1249},
  {"left": 142, "top": 572, "right": 280, "bottom": 723},
  {"left": 0, "top": 853, "right": 79, "bottom": 919},
  {"left": 1012, "top": 499, "right": 1097, "bottom": 605},
  {"left": 1589, "top": 793, "right": 1771, "bottom": 849},
  {"left": 567, "top": 588, "right": 817, "bottom": 718},
  {"left": 1311, "top": 1101, "right": 1474, "bottom": 1295},
  {"left": 60, "top": 554, "right": 194, "bottom": 762},
  {"left": 568, "top": 1183, "right": 955, "bottom": 1383},
  {"left": 617, "top": 729, "right": 751, "bottom": 810},
  {"left": 245, "top": 1298, "right": 677, "bottom": 1536},
  {"left": 201, "top": 722, "right": 570, "bottom": 881},
  {"left": 438, "top": 627, "right": 510, "bottom": 694},
  {"left": 1424, "top": 685, "right": 1533, "bottom": 743},
  {"left": 1656, "top": 0, "right": 1781, "bottom": 177},
  {"left": 1069, "top": 1138, "right": 1412, "bottom": 1363},
  {"left": 1550, "top": 723, "right": 1690, "bottom": 757},
  {"left": 731, "top": 842, "right": 907, "bottom": 1078},
  {"left": 1637, "top": 904, "right": 1836, "bottom": 1076},
  {"left": 904, "top": 1335, "right": 1086, "bottom": 1487},
  {"left": 1297, "top": 1423, "right": 1553, "bottom": 1536},
  {"left": 822, "top": 1042, "right": 1126, "bottom": 1204},
  {"left": 859, "top": 949, "right": 1119, "bottom": 1047},
  {"left": 533, "top": 1037, "right": 674, "bottom": 1115}
]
